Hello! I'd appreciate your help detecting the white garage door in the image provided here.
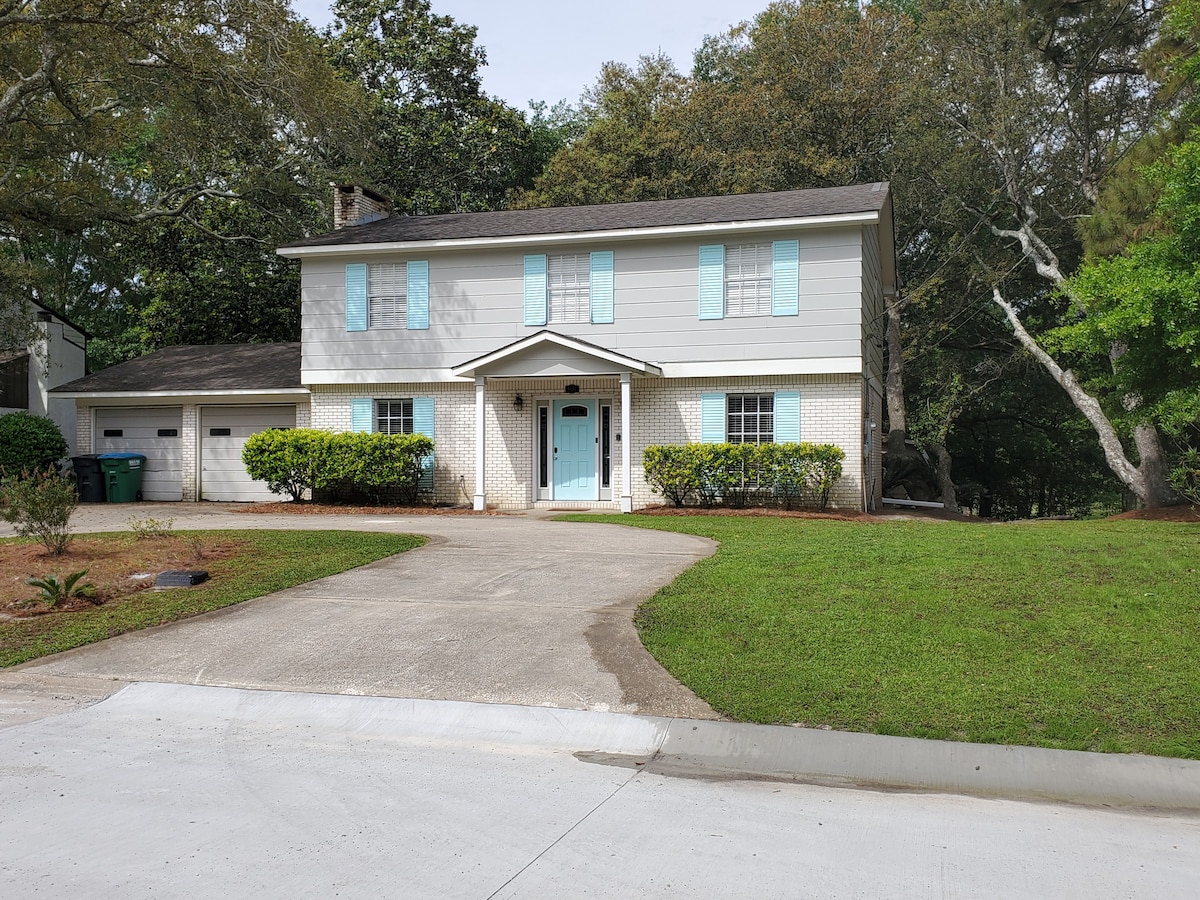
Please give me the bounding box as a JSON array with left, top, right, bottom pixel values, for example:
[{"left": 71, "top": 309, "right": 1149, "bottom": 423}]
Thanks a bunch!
[
  {"left": 93, "top": 407, "right": 184, "bottom": 501},
  {"left": 200, "top": 405, "right": 296, "bottom": 502}
]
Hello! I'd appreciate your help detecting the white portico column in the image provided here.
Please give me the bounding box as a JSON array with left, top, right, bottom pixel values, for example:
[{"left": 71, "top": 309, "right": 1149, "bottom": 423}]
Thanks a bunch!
[
  {"left": 473, "top": 376, "right": 486, "bottom": 511},
  {"left": 620, "top": 372, "right": 633, "bottom": 513}
]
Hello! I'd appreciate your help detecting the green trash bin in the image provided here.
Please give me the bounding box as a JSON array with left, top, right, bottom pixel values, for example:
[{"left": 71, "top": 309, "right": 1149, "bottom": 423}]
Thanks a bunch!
[{"left": 98, "top": 453, "right": 146, "bottom": 503}]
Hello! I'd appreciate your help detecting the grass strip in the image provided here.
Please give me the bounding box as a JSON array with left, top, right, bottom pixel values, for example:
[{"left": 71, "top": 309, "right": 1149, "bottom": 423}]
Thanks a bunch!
[
  {"left": 565, "top": 515, "right": 1200, "bottom": 759},
  {"left": 1, "top": 530, "right": 422, "bottom": 668}
]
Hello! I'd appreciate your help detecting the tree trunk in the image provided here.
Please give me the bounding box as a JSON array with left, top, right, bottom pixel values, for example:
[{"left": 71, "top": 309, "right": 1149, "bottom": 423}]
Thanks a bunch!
[
  {"left": 884, "top": 291, "right": 908, "bottom": 432},
  {"left": 930, "top": 443, "right": 959, "bottom": 512},
  {"left": 991, "top": 286, "right": 1177, "bottom": 507}
]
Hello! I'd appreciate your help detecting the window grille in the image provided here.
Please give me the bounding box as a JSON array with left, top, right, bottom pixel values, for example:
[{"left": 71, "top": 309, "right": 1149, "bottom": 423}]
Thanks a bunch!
[
  {"left": 727, "top": 393, "right": 774, "bottom": 444},
  {"left": 376, "top": 399, "right": 414, "bottom": 434}
]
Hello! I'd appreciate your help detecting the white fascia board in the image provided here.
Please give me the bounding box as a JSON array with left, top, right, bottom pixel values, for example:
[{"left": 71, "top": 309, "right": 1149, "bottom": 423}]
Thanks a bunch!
[
  {"left": 277, "top": 212, "right": 879, "bottom": 259},
  {"left": 661, "top": 358, "right": 863, "bottom": 378},
  {"left": 62, "top": 388, "right": 310, "bottom": 402}
]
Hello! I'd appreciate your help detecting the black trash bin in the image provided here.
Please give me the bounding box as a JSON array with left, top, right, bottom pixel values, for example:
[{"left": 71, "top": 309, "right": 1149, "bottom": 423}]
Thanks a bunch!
[{"left": 71, "top": 455, "right": 106, "bottom": 503}]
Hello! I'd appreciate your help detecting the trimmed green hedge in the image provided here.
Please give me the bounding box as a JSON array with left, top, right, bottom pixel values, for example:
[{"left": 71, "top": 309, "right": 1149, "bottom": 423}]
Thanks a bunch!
[
  {"left": 643, "top": 442, "right": 844, "bottom": 510},
  {"left": 243, "top": 428, "right": 434, "bottom": 504},
  {"left": 0, "top": 411, "right": 68, "bottom": 477}
]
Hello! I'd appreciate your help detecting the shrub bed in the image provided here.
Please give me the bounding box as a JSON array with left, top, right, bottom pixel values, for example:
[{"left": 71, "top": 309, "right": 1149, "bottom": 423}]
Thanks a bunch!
[
  {"left": 243, "top": 429, "right": 434, "bottom": 504},
  {"left": 643, "top": 442, "right": 844, "bottom": 510}
]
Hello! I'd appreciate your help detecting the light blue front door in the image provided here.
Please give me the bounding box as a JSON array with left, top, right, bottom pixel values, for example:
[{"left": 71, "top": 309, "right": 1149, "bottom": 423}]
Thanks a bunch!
[{"left": 553, "top": 400, "right": 596, "bottom": 500}]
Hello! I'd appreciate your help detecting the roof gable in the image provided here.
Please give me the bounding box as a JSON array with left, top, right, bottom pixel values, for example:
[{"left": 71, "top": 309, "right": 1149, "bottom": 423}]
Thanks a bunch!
[{"left": 451, "top": 331, "right": 662, "bottom": 379}]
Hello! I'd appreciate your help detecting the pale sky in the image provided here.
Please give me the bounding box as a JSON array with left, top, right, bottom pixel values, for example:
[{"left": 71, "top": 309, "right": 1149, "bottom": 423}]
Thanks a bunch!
[{"left": 290, "top": 0, "right": 769, "bottom": 111}]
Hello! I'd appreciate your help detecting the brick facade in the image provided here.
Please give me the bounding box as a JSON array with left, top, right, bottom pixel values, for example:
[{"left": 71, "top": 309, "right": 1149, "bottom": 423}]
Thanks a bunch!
[{"left": 310, "top": 374, "right": 869, "bottom": 511}]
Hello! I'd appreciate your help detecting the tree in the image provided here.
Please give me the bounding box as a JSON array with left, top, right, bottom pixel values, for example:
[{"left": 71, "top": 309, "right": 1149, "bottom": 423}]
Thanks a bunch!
[
  {"left": 323, "top": 0, "right": 547, "bottom": 213},
  {"left": 1, "top": 0, "right": 368, "bottom": 358}
]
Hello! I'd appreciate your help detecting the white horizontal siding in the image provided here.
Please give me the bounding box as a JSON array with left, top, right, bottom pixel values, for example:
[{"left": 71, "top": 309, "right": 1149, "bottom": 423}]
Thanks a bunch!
[{"left": 300, "top": 228, "right": 864, "bottom": 381}]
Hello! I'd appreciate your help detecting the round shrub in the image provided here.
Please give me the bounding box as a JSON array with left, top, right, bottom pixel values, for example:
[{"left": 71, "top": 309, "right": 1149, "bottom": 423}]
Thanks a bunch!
[{"left": 0, "top": 411, "right": 68, "bottom": 477}]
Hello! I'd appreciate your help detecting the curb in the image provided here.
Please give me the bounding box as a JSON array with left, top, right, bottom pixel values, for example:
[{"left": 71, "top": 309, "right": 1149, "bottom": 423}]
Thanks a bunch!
[{"left": 81, "top": 683, "right": 1200, "bottom": 812}]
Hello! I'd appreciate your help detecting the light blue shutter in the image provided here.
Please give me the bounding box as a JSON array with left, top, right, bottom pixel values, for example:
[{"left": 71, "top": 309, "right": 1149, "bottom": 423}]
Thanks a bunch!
[
  {"left": 700, "top": 393, "right": 726, "bottom": 443},
  {"left": 524, "top": 255, "right": 547, "bottom": 326},
  {"left": 698, "top": 245, "right": 725, "bottom": 320},
  {"left": 772, "top": 240, "right": 799, "bottom": 316},
  {"left": 346, "top": 264, "right": 367, "bottom": 332},
  {"left": 773, "top": 391, "right": 800, "bottom": 442},
  {"left": 412, "top": 396, "right": 435, "bottom": 491},
  {"left": 406, "top": 260, "right": 429, "bottom": 330},
  {"left": 351, "top": 398, "right": 373, "bottom": 433},
  {"left": 589, "top": 251, "right": 614, "bottom": 324}
]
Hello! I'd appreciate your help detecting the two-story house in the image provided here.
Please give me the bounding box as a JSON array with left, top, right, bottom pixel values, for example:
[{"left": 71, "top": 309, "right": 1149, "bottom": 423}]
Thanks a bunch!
[
  {"left": 55, "top": 184, "right": 895, "bottom": 510},
  {"left": 2, "top": 300, "right": 87, "bottom": 455}
]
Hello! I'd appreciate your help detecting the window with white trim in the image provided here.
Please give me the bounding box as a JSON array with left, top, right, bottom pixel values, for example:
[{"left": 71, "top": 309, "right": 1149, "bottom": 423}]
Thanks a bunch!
[
  {"left": 368, "top": 263, "right": 406, "bottom": 328},
  {"left": 376, "top": 399, "right": 414, "bottom": 434},
  {"left": 547, "top": 253, "right": 590, "bottom": 323},
  {"left": 727, "top": 394, "right": 774, "bottom": 444},
  {"left": 725, "top": 243, "right": 772, "bottom": 317}
]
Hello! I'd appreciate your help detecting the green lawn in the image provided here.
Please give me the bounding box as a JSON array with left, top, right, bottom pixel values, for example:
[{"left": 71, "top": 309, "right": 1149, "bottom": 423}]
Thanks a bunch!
[
  {"left": 0, "top": 530, "right": 422, "bottom": 668},
  {"left": 568, "top": 514, "right": 1200, "bottom": 759}
]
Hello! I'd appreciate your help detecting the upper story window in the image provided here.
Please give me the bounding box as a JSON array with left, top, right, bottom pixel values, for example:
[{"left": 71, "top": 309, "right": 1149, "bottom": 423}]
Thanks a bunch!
[
  {"left": 368, "top": 263, "right": 407, "bottom": 329},
  {"left": 547, "top": 254, "right": 590, "bottom": 324},
  {"left": 524, "top": 251, "right": 614, "bottom": 326},
  {"left": 345, "top": 261, "right": 429, "bottom": 332},
  {"left": 698, "top": 240, "right": 798, "bottom": 321},
  {"left": 376, "top": 398, "right": 414, "bottom": 434},
  {"left": 725, "top": 244, "right": 773, "bottom": 317},
  {"left": 727, "top": 393, "right": 775, "bottom": 444}
]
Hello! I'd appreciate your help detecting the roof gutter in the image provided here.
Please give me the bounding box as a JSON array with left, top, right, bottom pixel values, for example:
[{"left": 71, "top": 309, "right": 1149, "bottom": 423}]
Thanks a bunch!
[{"left": 277, "top": 211, "right": 881, "bottom": 259}]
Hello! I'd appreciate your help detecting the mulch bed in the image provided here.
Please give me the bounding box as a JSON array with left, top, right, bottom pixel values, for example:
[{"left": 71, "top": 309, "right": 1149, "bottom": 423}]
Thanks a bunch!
[
  {"left": 1, "top": 536, "right": 241, "bottom": 616},
  {"left": 1109, "top": 506, "right": 1200, "bottom": 522}
]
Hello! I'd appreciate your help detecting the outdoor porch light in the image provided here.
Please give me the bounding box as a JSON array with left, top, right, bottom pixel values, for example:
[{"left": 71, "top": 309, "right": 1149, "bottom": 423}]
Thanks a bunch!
[{"left": 513, "top": 394, "right": 524, "bottom": 410}]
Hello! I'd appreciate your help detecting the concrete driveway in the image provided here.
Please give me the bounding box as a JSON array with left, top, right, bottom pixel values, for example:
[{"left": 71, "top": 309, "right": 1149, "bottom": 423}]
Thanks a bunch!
[{"left": 1, "top": 504, "right": 717, "bottom": 722}]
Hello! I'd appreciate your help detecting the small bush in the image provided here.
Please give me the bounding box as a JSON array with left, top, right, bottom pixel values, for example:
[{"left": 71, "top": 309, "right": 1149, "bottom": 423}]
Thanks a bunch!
[
  {"left": 127, "top": 515, "right": 174, "bottom": 539},
  {"left": 643, "top": 442, "right": 845, "bottom": 510},
  {"left": 242, "top": 428, "right": 330, "bottom": 502},
  {"left": 242, "top": 428, "right": 434, "bottom": 505},
  {"left": 1, "top": 468, "right": 79, "bottom": 554},
  {"left": 642, "top": 445, "right": 699, "bottom": 507},
  {"left": 25, "top": 570, "right": 97, "bottom": 609},
  {"left": 0, "top": 411, "right": 68, "bottom": 477}
]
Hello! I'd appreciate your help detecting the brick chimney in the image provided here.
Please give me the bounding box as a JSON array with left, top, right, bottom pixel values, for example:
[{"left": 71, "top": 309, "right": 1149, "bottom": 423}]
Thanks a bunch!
[{"left": 332, "top": 184, "right": 391, "bottom": 230}]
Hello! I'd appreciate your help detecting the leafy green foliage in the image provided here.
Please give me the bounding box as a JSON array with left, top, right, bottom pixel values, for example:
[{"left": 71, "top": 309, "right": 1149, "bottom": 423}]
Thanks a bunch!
[
  {"left": 1, "top": 469, "right": 78, "bottom": 555},
  {"left": 242, "top": 429, "right": 434, "bottom": 504},
  {"left": 0, "top": 530, "right": 423, "bottom": 666},
  {"left": 0, "top": 412, "right": 68, "bottom": 477},
  {"left": 324, "top": 0, "right": 545, "bottom": 213},
  {"left": 643, "top": 443, "right": 845, "bottom": 511},
  {"left": 126, "top": 516, "right": 175, "bottom": 540},
  {"left": 24, "top": 570, "right": 96, "bottom": 609},
  {"left": 1170, "top": 448, "right": 1200, "bottom": 505},
  {"left": 574, "top": 514, "right": 1200, "bottom": 759}
]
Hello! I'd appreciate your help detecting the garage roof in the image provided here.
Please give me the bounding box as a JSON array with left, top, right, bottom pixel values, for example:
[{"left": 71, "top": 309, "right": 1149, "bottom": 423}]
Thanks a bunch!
[{"left": 52, "top": 343, "right": 301, "bottom": 396}]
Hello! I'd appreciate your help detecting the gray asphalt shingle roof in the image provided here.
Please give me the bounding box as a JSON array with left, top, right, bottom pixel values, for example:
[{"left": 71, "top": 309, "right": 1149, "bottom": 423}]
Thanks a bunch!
[
  {"left": 280, "top": 183, "right": 891, "bottom": 250},
  {"left": 51, "top": 343, "right": 301, "bottom": 394}
]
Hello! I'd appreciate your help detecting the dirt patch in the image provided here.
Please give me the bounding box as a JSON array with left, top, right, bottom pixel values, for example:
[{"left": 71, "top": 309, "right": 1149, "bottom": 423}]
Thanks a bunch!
[
  {"left": 236, "top": 502, "right": 501, "bottom": 516},
  {"left": 1, "top": 535, "right": 242, "bottom": 615},
  {"left": 1109, "top": 506, "right": 1200, "bottom": 522}
]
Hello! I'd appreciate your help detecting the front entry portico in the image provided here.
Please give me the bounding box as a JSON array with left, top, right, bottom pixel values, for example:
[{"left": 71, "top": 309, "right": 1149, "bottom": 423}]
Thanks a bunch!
[{"left": 451, "top": 331, "right": 662, "bottom": 513}]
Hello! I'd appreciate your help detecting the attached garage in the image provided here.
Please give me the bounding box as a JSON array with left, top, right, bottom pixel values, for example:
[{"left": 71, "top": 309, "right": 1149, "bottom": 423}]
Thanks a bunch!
[
  {"left": 200, "top": 405, "right": 296, "bottom": 501},
  {"left": 93, "top": 407, "right": 184, "bottom": 501}
]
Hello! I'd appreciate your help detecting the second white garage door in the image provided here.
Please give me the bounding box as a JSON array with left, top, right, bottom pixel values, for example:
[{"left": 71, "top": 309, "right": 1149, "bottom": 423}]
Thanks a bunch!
[
  {"left": 200, "top": 406, "right": 296, "bottom": 502},
  {"left": 94, "top": 407, "right": 184, "bottom": 501}
]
